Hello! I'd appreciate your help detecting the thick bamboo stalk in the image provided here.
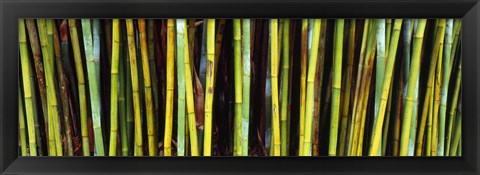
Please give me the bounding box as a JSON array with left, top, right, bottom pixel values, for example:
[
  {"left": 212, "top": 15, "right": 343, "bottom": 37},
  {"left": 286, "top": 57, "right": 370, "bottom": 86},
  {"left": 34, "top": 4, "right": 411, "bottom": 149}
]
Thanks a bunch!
[
  {"left": 432, "top": 42, "right": 444, "bottom": 156},
  {"left": 108, "top": 19, "right": 120, "bottom": 156},
  {"left": 329, "top": 19, "right": 344, "bottom": 156},
  {"left": 301, "top": 19, "right": 321, "bottom": 156},
  {"left": 19, "top": 19, "right": 38, "bottom": 156},
  {"left": 68, "top": 19, "right": 90, "bottom": 156},
  {"left": 233, "top": 19, "right": 243, "bottom": 156},
  {"left": 203, "top": 19, "right": 216, "bottom": 156},
  {"left": 175, "top": 19, "right": 187, "bottom": 156},
  {"left": 138, "top": 19, "right": 156, "bottom": 156},
  {"left": 450, "top": 99, "right": 462, "bottom": 156},
  {"left": 368, "top": 19, "right": 403, "bottom": 156},
  {"left": 312, "top": 19, "right": 327, "bottom": 156},
  {"left": 81, "top": 19, "right": 105, "bottom": 156},
  {"left": 241, "top": 19, "right": 251, "bottom": 156},
  {"left": 165, "top": 19, "right": 175, "bottom": 156},
  {"left": 397, "top": 19, "right": 427, "bottom": 156},
  {"left": 374, "top": 19, "right": 386, "bottom": 126},
  {"left": 125, "top": 19, "right": 143, "bottom": 156}
]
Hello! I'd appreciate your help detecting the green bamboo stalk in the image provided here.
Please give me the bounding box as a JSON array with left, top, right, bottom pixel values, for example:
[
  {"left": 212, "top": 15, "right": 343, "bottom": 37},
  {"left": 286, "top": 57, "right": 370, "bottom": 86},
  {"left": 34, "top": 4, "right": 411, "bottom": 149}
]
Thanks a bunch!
[
  {"left": 415, "top": 19, "right": 446, "bottom": 156},
  {"left": 374, "top": 19, "right": 386, "bottom": 123},
  {"left": 368, "top": 19, "right": 403, "bottom": 156},
  {"left": 397, "top": 19, "right": 427, "bottom": 156},
  {"left": 203, "top": 19, "right": 216, "bottom": 156},
  {"left": 118, "top": 20, "right": 129, "bottom": 156},
  {"left": 438, "top": 19, "right": 454, "bottom": 156},
  {"left": 298, "top": 19, "right": 308, "bottom": 156},
  {"left": 81, "top": 19, "right": 105, "bottom": 156},
  {"left": 426, "top": 84, "right": 434, "bottom": 156},
  {"left": 328, "top": 19, "right": 344, "bottom": 156},
  {"left": 108, "top": 19, "right": 120, "bottom": 156},
  {"left": 176, "top": 19, "right": 187, "bottom": 156},
  {"left": 18, "top": 85, "right": 28, "bottom": 156},
  {"left": 241, "top": 19, "right": 251, "bottom": 156},
  {"left": 123, "top": 21, "right": 134, "bottom": 155},
  {"left": 301, "top": 19, "right": 321, "bottom": 156},
  {"left": 68, "top": 19, "right": 90, "bottom": 156},
  {"left": 450, "top": 99, "right": 462, "bottom": 156},
  {"left": 137, "top": 19, "right": 156, "bottom": 156},
  {"left": 374, "top": 19, "right": 386, "bottom": 155},
  {"left": 270, "top": 19, "right": 281, "bottom": 156},
  {"left": 180, "top": 19, "right": 199, "bottom": 156},
  {"left": 125, "top": 19, "right": 143, "bottom": 156},
  {"left": 147, "top": 20, "right": 159, "bottom": 136},
  {"left": 233, "top": 19, "right": 243, "bottom": 156},
  {"left": 385, "top": 19, "right": 392, "bottom": 58},
  {"left": 446, "top": 62, "right": 461, "bottom": 156},
  {"left": 19, "top": 19, "right": 38, "bottom": 156},
  {"left": 47, "top": 19, "right": 63, "bottom": 156},
  {"left": 37, "top": 19, "right": 61, "bottom": 156},
  {"left": 280, "top": 19, "right": 290, "bottom": 156},
  {"left": 165, "top": 19, "right": 175, "bottom": 156},
  {"left": 432, "top": 42, "right": 444, "bottom": 156}
]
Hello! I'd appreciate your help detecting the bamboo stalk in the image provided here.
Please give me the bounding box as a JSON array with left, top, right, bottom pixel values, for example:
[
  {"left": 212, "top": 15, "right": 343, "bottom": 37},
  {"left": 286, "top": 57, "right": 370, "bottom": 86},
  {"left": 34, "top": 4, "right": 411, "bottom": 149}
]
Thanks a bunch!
[
  {"left": 68, "top": 19, "right": 90, "bottom": 156},
  {"left": 280, "top": 19, "right": 290, "bottom": 156},
  {"left": 270, "top": 19, "right": 281, "bottom": 156},
  {"left": 446, "top": 62, "right": 461, "bottom": 156},
  {"left": 81, "top": 19, "right": 105, "bottom": 156},
  {"left": 108, "top": 19, "right": 120, "bottom": 156},
  {"left": 233, "top": 19, "right": 243, "bottom": 156},
  {"left": 18, "top": 85, "right": 28, "bottom": 156},
  {"left": 438, "top": 19, "right": 454, "bottom": 156},
  {"left": 396, "top": 19, "right": 427, "bottom": 156},
  {"left": 118, "top": 20, "right": 129, "bottom": 156},
  {"left": 298, "top": 19, "right": 308, "bottom": 156},
  {"left": 450, "top": 99, "right": 462, "bottom": 156},
  {"left": 374, "top": 19, "right": 386, "bottom": 128},
  {"left": 241, "top": 19, "right": 251, "bottom": 156},
  {"left": 312, "top": 19, "right": 327, "bottom": 156},
  {"left": 125, "top": 19, "right": 143, "bottom": 156},
  {"left": 180, "top": 19, "right": 199, "bottom": 156},
  {"left": 175, "top": 19, "right": 187, "bottom": 156},
  {"left": 368, "top": 19, "right": 403, "bottom": 156},
  {"left": 19, "top": 19, "right": 38, "bottom": 156},
  {"left": 138, "top": 19, "right": 156, "bottom": 156},
  {"left": 165, "top": 19, "right": 175, "bottom": 156},
  {"left": 432, "top": 40, "right": 444, "bottom": 156},
  {"left": 203, "top": 19, "right": 216, "bottom": 156},
  {"left": 301, "top": 19, "right": 321, "bottom": 156}
]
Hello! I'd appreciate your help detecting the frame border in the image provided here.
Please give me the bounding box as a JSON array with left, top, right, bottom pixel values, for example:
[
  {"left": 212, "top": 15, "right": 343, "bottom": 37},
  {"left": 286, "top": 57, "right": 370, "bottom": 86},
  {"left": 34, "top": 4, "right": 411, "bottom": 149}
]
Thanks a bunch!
[{"left": 1, "top": 0, "right": 479, "bottom": 174}]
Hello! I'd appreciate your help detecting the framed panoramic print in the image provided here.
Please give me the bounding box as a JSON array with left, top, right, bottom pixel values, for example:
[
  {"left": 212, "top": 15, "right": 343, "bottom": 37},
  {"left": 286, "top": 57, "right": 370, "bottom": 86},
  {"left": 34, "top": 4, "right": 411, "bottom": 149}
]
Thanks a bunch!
[{"left": 1, "top": 0, "right": 479, "bottom": 174}]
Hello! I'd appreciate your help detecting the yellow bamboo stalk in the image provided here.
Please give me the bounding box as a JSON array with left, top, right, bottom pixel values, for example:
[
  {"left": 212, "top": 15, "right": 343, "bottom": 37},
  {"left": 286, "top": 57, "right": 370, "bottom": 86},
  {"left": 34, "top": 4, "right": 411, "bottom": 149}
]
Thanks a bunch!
[
  {"left": 108, "top": 19, "right": 120, "bottom": 156},
  {"left": 164, "top": 19, "right": 175, "bottom": 156},
  {"left": 125, "top": 19, "right": 143, "bottom": 156},
  {"left": 270, "top": 19, "right": 281, "bottom": 156},
  {"left": 203, "top": 19, "right": 216, "bottom": 156}
]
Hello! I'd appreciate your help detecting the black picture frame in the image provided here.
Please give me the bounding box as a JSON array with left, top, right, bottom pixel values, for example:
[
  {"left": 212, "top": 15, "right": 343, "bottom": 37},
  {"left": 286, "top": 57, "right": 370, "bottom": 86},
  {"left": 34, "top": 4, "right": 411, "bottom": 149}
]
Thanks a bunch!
[{"left": 1, "top": 0, "right": 479, "bottom": 174}]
